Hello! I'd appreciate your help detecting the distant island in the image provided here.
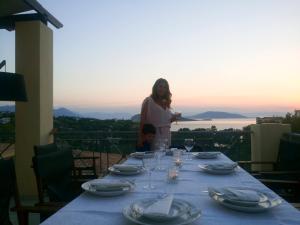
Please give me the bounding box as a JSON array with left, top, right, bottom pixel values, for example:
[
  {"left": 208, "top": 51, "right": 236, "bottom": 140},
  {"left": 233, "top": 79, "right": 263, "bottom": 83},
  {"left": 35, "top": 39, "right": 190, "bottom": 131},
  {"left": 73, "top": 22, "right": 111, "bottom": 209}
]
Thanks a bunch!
[
  {"left": 191, "top": 111, "right": 247, "bottom": 119},
  {"left": 0, "top": 106, "right": 246, "bottom": 120}
]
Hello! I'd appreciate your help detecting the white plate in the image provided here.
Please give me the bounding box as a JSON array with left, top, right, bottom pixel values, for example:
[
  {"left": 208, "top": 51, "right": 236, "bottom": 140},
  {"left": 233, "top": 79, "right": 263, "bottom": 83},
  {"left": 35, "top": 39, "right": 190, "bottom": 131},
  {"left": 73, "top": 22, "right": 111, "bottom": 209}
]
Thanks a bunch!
[
  {"left": 130, "top": 152, "right": 154, "bottom": 159},
  {"left": 208, "top": 187, "right": 268, "bottom": 206},
  {"left": 81, "top": 179, "right": 134, "bottom": 197},
  {"left": 193, "top": 152, "right": 220, "bottom": 159},
  {"left": 198, "top": 164, "right": 237, "bottom": 175},
  {"left": 130, "top": 152, "right": 145, "bottom": 159},
  {"left": 209, "top": 187, "right": 282, "bottom": 213},
  {"left": 123, "top": 198, "right": 201, "bottom": 225},
  {"left": 108, "top": 166, "right": 144, "bottom": 175}
]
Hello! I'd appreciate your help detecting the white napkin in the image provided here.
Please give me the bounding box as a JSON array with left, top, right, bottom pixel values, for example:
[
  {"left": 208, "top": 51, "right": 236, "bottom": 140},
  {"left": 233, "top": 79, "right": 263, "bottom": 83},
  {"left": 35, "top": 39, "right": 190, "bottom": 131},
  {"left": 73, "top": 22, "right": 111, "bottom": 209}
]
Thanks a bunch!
[
  {"left": 223, "top": 188, "right": 262, "bottom": 202},
  {"left": 90, "top": 181, "right": 130, "bottom": 192},
  {"left": 113, "top": 164, "right": 141, "bottom": 172},
  {"left": 196, "top": 152, "right": 219, "bottom": 157},
  {"left": 207, "top": 162, "right": 237, "bottom": 171},
  {"left": 144, "top": 195, "right": 174, "bottom": 216}
]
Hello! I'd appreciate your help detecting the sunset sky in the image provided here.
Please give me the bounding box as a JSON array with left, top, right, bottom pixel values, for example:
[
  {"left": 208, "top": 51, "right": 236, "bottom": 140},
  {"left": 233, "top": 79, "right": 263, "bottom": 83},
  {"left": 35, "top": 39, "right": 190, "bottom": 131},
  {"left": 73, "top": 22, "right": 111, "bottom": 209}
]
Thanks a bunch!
[{"left": 1, "top": 0, "right": 299, "bottom": 115}]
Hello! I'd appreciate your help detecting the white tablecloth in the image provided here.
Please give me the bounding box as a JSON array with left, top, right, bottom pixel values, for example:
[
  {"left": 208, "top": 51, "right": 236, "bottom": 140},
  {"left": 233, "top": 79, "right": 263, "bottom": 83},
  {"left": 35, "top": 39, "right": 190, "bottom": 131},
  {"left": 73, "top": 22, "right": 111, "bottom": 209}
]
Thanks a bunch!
[{"left": 41, "top": 153, "right": 300, "bottom": 225}]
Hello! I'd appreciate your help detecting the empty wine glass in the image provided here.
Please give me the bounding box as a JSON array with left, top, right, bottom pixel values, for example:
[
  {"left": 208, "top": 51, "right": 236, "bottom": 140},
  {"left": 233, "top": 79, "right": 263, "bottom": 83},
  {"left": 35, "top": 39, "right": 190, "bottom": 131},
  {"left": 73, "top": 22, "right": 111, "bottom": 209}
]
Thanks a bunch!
[
  {"left": 142, "top": 157, "right": 156, "bottom": 189},
  {"left": 184, "top": 138, "right": 194, "bottom": 161}
]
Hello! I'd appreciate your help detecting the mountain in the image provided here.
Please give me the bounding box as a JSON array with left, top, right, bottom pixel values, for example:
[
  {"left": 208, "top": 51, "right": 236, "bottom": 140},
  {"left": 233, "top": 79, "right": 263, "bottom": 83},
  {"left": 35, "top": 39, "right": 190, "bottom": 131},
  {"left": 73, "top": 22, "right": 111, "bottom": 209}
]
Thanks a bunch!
[
  {"left": 54, "top": 107, "right": 80, "bottom": 117},
  {"left": 191, "top": 111, "right": 247, "bottom": 119},
  {"left": 131, "top": 114, "right": 196, "bottom": 122},
  {"left": 82, "top": 112, "right": 132, "bottom": 120}
]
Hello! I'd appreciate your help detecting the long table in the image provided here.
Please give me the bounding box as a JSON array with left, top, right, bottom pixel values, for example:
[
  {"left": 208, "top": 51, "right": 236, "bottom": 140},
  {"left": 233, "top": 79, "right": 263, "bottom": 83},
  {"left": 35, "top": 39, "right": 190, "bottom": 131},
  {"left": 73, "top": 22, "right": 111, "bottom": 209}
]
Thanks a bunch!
[{"left": 41, "top": 153, "right": 300, "bottom": 225}]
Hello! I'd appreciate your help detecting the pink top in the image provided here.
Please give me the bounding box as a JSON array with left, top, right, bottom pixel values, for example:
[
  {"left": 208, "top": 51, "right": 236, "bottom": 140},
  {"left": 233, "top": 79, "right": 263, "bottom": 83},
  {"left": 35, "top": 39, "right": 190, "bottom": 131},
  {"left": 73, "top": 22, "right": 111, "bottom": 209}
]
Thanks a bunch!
[{"left": 142, "top": 96, "right": 172, "bottom": 148}]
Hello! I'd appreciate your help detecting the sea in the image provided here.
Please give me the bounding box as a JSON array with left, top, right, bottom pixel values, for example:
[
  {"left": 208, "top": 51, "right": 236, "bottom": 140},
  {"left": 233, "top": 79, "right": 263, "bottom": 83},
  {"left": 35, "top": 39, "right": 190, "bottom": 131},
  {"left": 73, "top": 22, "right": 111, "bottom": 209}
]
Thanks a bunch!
[{"left": 170, "top": 118, "right": 256, "bottom": 131}]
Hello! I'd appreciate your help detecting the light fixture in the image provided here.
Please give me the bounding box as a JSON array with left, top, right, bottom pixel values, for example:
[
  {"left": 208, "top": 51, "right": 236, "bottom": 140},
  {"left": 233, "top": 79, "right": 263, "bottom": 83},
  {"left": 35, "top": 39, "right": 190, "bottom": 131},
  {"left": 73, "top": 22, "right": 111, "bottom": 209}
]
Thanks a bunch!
[{"left": 0, "top": 60, "right": 27, "bottom": 102}]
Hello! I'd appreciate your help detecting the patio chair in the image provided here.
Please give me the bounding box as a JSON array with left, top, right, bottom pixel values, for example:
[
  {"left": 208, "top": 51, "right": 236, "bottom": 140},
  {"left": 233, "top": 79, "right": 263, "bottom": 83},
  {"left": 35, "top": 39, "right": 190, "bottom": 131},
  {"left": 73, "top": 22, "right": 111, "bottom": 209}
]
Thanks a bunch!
[
  {"left": 34, "top": 143, "right": 98, "bottom": 181},
  {"left": 0, "top": 158, "right": 15, "bottom": 225},
  {"left": 32, "top": 149, "right": 82, "bottom": 204},
  {"left": 0, "top": 156, "right": 65, "bottom": 225},
  {"left": 238, "top": 137, "right": 300, "bottom": 203}
]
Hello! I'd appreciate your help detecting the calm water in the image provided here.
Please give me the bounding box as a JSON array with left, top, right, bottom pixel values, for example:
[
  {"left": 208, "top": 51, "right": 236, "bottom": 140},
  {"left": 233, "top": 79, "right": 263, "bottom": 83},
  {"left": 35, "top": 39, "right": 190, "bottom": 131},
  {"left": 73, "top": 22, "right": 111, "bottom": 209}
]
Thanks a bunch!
[{"left": 171, "top": 118, "right": 256, "bottom": 131}]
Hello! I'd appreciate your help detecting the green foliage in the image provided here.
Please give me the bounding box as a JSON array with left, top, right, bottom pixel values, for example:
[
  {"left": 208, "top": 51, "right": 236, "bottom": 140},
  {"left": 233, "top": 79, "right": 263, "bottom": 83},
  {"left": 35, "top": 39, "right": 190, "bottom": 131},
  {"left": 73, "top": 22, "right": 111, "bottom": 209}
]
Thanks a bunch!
[{"left": 283, "top": 113, "right": 300, "bottom": 132}]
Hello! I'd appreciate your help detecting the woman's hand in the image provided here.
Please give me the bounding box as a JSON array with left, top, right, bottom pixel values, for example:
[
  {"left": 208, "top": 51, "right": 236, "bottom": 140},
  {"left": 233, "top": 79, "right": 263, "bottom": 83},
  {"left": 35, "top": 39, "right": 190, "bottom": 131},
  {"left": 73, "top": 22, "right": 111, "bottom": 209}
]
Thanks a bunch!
[{"left": 171, "top": 112, "right": 181, "bottom": 123}]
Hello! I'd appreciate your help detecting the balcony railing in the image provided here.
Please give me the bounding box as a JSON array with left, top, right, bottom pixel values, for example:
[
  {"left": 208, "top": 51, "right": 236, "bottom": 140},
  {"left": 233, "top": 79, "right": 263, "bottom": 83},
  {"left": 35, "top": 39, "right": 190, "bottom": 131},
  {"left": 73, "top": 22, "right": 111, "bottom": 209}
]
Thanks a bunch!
[{"left": 0, "top": 130, "right": 251, "bottom": 175}]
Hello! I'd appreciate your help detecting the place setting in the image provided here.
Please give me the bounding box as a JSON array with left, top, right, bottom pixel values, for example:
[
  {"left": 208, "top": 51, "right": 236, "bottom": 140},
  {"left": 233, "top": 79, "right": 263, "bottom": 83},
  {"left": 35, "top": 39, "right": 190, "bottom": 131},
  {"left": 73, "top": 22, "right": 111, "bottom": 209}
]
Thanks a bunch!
[
  {"left": 192, "top": 151, "right": 221, "bottom": 159},
  {"left": 81, "top": 179, "right": 135, "bottom": 197},
  {"left": 198, "top": 162, "right": 238, "bottom": 175},
  {"left": 207, "top": 186, "right": 282, "bottom": 213},
  {"left": 130, "top": 151, "right": 155, "bottom": 159},
  {"left": 123, "top": 194, "right": 202, "bottom": 225},
  {"left": 108, "top": 164, "right": 145, "bottom": 176}
]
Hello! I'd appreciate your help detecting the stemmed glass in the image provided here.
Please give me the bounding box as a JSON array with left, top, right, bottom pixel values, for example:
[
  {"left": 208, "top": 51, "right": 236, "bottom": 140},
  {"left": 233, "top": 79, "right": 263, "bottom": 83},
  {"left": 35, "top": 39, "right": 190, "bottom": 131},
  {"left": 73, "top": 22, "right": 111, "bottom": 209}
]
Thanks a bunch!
[
  {"left": 142, "top": 156, "right": 156, "bottom": 189},
  {"left": 184, "top": 138, "right": 194, "bottom": 161},
  {"left": 155, "top": 139, "right": 166, "bottom": 170}
]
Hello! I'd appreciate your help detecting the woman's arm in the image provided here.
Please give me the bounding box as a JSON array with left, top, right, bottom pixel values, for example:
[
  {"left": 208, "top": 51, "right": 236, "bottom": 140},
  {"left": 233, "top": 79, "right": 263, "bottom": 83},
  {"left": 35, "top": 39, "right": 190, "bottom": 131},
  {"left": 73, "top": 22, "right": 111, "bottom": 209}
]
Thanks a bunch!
[{"left": 138, "top": 98, "right": 148, "bottom": 146}]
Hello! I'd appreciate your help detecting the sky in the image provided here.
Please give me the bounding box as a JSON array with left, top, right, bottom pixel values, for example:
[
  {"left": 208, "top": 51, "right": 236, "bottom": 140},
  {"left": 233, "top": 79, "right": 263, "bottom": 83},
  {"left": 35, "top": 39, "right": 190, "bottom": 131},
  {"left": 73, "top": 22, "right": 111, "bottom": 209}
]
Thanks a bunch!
[{"left": 1, "top": 0, "right": 300, "bottom": 116}]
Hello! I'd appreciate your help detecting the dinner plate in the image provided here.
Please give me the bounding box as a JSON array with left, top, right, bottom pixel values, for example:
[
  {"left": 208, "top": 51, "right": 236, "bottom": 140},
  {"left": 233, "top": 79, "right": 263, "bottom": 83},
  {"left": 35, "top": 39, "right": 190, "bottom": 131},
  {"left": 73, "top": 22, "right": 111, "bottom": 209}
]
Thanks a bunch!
[
  {"left": 209, "top": 187, "right": 282, "bottom": 213},
  {"left": 208, "top": 187, "right": 268, "bottom": 206},
  {"left": 130, "top": 152, "right": 145, "bottom": 159},
  {"left": 198, "top": 163, "right": 237, "bottom": 175},
  {"left": 193, "top": 152, "right": 220, "bottom": 159},
  {"left": 123, "top": 198, "right": 201, "bottom": 225},
  {"left": 81, "top": 179, "right": 134, "bottom": 197},
  {"left": 130, "top": 152, "right": 154, "bottom": 159},
  {"left": 108, "top": 166, "right": 144, "bottom": 175}
]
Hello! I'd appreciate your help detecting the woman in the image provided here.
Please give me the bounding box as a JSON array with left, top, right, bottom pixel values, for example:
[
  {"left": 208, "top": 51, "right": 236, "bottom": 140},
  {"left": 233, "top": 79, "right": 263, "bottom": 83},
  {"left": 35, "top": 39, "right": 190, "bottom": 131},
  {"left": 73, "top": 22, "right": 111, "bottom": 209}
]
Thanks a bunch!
[{"left": 138, "top": 78, "right": 180, "bottom": 150}]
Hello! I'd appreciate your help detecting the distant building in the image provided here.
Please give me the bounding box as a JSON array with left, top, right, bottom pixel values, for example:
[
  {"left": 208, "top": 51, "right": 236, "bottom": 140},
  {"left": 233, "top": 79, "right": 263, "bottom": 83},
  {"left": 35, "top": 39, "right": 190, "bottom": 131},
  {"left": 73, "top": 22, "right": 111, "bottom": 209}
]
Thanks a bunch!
[
  {"left": 0, "top": 117, "right": 11, "bottom": 124},
  {"left": 256, "top": 116, "right": 283, "bottom": 124},
  {"left": 295, "top": 110, "right": 300, "bottom": 118}
]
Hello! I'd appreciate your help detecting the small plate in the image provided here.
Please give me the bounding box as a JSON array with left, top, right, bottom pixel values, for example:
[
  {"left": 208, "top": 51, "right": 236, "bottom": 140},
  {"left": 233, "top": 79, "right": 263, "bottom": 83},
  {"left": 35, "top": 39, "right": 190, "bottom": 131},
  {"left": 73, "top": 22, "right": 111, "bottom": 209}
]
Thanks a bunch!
[
  {"left": 123, "top": 198, "right": 201, "bottom": 225},
  {"left": 209, "top": 187, "right": 282, "bottom": 213},
  {"left": 130, "top": 152, "right": 154, "bottom": 159},
  {"left": 198, "top": 163, "right": 237, "bottom": 175},
  {"left": 108, "top": 166, "right": 144, "bottom": 176},
  {"left": 208, "top": 187, "right": 268, "bottom": 206},
  {"left": 193, "top": 152, "right": 220, "bottom": 159},
  {"left": 81, "top": 179, "right": 134, "bottom": 197}
]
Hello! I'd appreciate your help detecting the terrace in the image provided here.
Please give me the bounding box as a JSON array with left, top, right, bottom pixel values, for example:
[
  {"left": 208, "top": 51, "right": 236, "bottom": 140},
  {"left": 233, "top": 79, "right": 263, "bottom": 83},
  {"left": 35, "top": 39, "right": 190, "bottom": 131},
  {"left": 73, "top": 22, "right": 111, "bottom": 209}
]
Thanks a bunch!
[{"left": 1, "top": 1, "right": 300, "bottom": 225}]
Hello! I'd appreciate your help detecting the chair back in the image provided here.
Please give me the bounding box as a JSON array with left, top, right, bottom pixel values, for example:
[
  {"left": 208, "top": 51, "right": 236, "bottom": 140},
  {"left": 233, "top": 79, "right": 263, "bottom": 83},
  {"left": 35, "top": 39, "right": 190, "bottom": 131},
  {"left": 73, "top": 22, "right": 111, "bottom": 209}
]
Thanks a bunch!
[
  {"left": 0, "top": 158, "right": 15, "bottom": 225},
  {"left": 276, "top": 138, "right": 300, "bottom": 171},
  {"left": 34, "top": 143, "right": 59, "bottom": 156},
  {"left": 32, "top": 149, "right": 76, "bottom": 202}
]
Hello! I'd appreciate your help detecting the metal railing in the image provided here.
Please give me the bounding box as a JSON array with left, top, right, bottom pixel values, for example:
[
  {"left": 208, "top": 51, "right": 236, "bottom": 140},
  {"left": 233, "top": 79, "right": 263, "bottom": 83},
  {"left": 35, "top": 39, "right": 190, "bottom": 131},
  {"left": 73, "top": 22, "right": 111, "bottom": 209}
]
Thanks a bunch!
[{"left": 0, "top": 130, "right": 251, "bottom": 174}]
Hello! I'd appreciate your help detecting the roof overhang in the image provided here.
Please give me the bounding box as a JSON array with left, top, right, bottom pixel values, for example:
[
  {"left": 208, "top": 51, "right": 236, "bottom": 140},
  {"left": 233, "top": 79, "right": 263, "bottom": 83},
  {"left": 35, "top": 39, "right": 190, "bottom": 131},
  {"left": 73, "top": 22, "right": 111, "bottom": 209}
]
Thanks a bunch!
[{"left": 0, "top": 0, "right": 63, "bottom": 31}]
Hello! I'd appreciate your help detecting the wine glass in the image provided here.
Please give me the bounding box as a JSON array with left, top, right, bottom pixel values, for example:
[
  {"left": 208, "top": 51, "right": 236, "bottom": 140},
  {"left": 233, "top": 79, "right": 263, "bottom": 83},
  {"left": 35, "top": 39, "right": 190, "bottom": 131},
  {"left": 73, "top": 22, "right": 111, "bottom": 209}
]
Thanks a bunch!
[
  {"left": 154, "top": 139, "right": 166, "bottom": 170},
  {"left": 184, "top": 138, "right": 194, "bottom": 161},
  {"left": 142, "top": 157, "right": 156, "bottom": 189}
]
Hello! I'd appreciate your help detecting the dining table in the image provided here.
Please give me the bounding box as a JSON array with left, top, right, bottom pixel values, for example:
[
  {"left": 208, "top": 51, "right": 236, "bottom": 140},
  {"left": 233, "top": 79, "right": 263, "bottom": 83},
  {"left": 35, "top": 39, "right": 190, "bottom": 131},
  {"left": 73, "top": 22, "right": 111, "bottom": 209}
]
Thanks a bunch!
[{"left": 40, "top": 152, "right": 300, "bottom": 225}]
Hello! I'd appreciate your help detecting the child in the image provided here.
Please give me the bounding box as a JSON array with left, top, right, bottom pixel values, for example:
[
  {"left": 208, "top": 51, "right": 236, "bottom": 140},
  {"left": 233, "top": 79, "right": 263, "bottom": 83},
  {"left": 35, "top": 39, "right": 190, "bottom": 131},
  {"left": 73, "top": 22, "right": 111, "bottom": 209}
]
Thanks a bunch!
[{"left": 136, "top": 124, "right": 156, "bottom": 152}]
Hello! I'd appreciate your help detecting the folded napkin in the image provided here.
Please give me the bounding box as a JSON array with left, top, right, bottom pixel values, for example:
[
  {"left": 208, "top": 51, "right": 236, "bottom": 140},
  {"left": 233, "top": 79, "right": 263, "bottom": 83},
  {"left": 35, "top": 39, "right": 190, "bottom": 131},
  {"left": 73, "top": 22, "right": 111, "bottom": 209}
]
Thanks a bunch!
[
  {"left": 206, "top": 162, "right": 237, "bottom": 171},
  {"left": 90, "top": 181, "right": 130, "bottom": 192},
  {"left": 196, "top": 152, "right": 219, "bottom": 158},
  {"left": 224, "top": 188, "right": 264, "bottom": 202},
  {"left": 113, "top": 164, "right": 142, "bottom": 172},
  {"left": 143, "top": 195, "right": 174, "bottom": 216}
]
